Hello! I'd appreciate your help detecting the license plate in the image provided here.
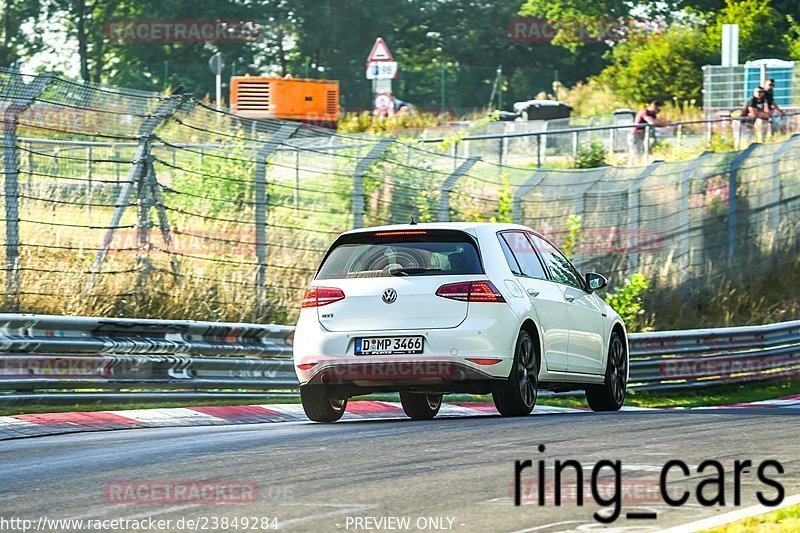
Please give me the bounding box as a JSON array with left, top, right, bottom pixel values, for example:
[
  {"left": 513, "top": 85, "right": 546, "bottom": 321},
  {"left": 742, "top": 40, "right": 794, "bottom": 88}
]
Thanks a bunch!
[{"left": 355, "top": 336, "right": 424, "bottom": 355}]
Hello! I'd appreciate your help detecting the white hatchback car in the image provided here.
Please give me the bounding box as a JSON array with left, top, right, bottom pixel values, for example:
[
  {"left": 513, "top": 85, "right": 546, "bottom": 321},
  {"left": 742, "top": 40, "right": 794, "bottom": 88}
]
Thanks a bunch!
[{"left": 294, "top": 222, "right": 628, "bottom": 422}]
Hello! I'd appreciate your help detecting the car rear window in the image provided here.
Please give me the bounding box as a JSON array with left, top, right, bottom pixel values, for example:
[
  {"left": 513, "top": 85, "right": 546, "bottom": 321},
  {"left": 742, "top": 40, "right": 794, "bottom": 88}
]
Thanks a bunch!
[{"left": 316, "top": 230, "right": 483, "bottom": 279}]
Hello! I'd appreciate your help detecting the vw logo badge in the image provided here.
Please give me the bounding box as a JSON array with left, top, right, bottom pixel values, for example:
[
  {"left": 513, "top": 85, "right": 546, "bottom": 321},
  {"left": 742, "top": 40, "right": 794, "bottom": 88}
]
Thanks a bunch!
[{"left": 382, "top": 288, "right": 397, "bottom": 304}]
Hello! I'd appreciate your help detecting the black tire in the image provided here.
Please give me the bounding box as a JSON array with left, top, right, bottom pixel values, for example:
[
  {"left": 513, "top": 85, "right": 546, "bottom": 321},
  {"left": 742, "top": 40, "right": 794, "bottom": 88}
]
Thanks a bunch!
[
  {"left": 492, "top": 330, "right": 538, "bottom": 416},
  {"left": 586, "top": 331, "right": 628, "bottom": 412},
  {"left": 300, "top": 385, "right": 348, "bottom": 422},
  {"left": 399, "top": 392, "right": 442, "bottom": 420}
]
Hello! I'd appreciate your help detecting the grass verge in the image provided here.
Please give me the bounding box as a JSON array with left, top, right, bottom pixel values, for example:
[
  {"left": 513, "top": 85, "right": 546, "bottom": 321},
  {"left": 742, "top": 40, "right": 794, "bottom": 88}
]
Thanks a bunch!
[
  {"left": 702, "top": 504, "right": 800, "bottom": 532},
  {"left": 534, "top": 379, "right": 800, "bottom": 409},
  {"left": 0, "top": 379, "right": 798, "bottom": 417},
  {"left": 0, "top": 396, "right": 301, "bottom": 417}
]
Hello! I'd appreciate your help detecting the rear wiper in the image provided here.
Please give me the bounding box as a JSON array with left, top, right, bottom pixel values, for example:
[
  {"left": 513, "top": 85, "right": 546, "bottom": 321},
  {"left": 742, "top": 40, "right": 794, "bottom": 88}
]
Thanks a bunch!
[{"left": 389, "top": 267, "right": 442, "bottom": 276}]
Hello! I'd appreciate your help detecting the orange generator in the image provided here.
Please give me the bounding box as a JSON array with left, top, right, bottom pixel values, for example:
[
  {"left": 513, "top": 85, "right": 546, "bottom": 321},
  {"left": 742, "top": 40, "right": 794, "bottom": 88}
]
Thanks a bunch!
[{"left": 230, "top": 76, "right": 340, "bottom": 129}]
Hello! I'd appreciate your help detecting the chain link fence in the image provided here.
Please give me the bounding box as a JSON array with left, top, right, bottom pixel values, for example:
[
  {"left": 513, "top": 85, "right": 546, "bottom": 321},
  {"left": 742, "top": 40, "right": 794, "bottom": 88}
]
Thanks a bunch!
[{"left": 2, "top": 69, "right": 800, "bottom": 324}]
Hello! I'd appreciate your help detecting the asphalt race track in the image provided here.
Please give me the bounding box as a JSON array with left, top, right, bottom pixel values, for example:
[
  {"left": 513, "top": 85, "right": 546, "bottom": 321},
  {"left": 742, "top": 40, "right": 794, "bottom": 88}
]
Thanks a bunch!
[{"left": 1, "top": 408, "right": 798, "bottom": 532}]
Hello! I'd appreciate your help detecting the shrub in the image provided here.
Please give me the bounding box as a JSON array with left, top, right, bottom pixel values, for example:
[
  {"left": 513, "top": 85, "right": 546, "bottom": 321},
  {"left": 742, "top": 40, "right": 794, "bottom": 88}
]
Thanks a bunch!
[
  {"left": 604, "top": 273, "right": 651, "bottom": 332},
  {"left": 575, "top": 140, "right": 606, "bottom": 169},
  {"left": 561, "top": 214, "right": 582, "bottom": 260}
]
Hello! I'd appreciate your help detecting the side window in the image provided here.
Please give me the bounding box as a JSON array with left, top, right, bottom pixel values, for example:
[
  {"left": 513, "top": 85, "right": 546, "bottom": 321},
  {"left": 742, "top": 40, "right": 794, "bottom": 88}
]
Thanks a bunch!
[
  {"left": 499, "top": 232, "right": 547, "bottom": 280},
  {"left": 529, "top": 234, "right": 583, "bottom": 288},
  {"left": 497, "top": 236, "right": 522, "bottom": 275}
]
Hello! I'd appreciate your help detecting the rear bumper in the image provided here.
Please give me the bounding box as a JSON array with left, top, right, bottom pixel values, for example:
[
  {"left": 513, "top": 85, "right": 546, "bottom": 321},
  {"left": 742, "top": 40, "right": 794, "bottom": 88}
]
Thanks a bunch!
[
  {"left": 293, "top": 308, "right": 519, "bottom": 389},
  {"left": 299, "top": 357, "right": 507, "bottom": 395}
]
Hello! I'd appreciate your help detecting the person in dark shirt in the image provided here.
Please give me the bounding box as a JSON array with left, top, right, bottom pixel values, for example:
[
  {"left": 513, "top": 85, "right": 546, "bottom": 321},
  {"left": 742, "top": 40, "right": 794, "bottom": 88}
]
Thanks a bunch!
[
  {"left": 764, "top": 79, "right": 785, "bottom": 115},
  {"left": 628, "top": 100, "right": 667, "bottom": 164},
  {"left": 741, "top": 87, "right": 771, "bottom": 141},
  {"left": 764, "top": 78, "right": 787, "bottom": 134}
]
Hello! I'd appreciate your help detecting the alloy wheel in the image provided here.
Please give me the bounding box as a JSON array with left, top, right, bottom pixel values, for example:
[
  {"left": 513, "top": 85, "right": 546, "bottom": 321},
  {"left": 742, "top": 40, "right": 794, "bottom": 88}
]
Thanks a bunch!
[
  {"left": 609, "top": 336, "right": 627, "bottom": 405},
  {"left": 518, "top": 335, "right": 537, "bottom": 407}
]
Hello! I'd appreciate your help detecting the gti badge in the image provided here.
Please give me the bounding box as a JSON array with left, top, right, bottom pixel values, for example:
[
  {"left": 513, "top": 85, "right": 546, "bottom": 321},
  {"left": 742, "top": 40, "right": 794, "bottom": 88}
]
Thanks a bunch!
[{"left": 382, "top": 288, "right": 397, "bottom": 304}]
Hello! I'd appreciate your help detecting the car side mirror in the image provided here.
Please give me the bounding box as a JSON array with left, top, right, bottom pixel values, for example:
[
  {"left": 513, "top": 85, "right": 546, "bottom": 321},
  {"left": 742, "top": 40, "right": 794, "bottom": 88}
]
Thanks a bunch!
[{"left": 585, "top": 272, "right": 608, "bottom": 292}]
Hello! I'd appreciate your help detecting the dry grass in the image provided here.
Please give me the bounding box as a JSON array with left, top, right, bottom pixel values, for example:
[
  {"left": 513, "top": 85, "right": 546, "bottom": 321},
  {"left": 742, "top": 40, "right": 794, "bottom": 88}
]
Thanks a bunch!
[
  {"left": 11, "top": 201, "right": 319, "bottom": 323},
  {"left": 645, "top": 250, "right": 800, "bottom": 330}
]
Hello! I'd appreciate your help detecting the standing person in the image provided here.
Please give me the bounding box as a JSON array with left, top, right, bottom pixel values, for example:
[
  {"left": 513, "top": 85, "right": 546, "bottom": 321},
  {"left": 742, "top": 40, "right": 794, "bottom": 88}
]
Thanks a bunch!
[
  {"left": 629, "top": 100, "right": 667, "bottom": 165},
  {"left": 741, "top": 86, "right": 771, "bottom": 142}
]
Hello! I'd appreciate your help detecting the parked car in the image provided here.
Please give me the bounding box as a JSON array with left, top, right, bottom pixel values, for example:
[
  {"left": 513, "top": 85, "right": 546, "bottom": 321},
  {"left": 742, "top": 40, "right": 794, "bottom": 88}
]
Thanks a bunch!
[{"left": 293, "top": 222, "right": 628, "bottom": 422}]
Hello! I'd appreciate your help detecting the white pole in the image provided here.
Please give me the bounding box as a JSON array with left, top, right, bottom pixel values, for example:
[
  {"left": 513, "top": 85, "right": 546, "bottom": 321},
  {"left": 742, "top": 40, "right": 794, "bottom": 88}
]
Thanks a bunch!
[{"left": 215, "top": 74, "right": 222, "bottom": 110}]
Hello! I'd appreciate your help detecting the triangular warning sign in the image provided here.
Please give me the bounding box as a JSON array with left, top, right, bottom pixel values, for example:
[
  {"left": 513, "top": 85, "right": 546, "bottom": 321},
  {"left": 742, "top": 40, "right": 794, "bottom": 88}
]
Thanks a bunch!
[{"left": 367, "top": 38, "right": 393, "bottom": 62}]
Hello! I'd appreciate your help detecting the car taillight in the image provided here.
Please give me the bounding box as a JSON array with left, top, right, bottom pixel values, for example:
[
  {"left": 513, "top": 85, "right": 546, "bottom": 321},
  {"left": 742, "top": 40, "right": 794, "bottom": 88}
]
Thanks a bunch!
[
  {"left": 466, "top": 357, "right": 503, "bottom": 365},
  {"left": 301, "top": 287, "right": 345, "bottom": 308},
  {"left": 435, "top": 281, "right": 505, "bottom": 303}
]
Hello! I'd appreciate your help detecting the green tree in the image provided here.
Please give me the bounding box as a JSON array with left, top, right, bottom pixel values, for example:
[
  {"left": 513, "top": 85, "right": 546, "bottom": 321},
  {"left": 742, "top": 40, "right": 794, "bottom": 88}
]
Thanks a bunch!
[
  {"left": 286, "top": 0, "right": 611, "bottom": 110},
  {"left": 597, "top": 24, "right": 712, "bottom": 103},
  {"left": 0, "top": 0, "right": 43, "bottom": 67},
  {"left": 704, "top": 0, "right": 788, "bottom": 61},
  {"left": 519, "top": 0, "right": 632, "bottom": 49},
  {"left": 594, "top": 0, "right": 791, "bottom": 105}
]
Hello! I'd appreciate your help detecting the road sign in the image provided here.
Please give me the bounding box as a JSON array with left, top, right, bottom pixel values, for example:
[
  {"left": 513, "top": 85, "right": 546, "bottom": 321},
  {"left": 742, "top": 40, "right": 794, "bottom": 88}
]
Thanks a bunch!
[
  {"left": 367, "top": 37, "right": 393, "bottom": 62},
  {"left": 374, "top": 93, "right": 393, "bottom": 111},
  {"left": 373, "top": 79, "right": 392, "bottom": 94},
  {"left": 366, "top": 61, "right": 398, "bottom": 80},
  {"left": 208, "top": 52, "right": 225, "bottom": 75}
]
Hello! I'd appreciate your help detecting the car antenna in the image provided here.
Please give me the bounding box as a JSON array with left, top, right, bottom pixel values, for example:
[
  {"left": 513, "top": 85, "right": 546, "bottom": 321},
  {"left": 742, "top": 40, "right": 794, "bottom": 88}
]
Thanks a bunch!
[{"left": 409, "top": 217, "right": 418, "bottom": 225}]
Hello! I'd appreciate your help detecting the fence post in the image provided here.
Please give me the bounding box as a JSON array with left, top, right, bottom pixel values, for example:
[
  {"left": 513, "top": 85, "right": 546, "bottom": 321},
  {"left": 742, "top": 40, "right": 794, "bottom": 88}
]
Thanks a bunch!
[
  {"left": 677, "top": 152, "right": 713, "bottom": 282},
  {"left": 2, "top": 72, "right": 52, "bottom": 311},
  {"left": 114, "top": 145, "right": 121, "bottom": 187},
  {"left": 87, "top": 145, "right": 93, "bottom": 215},
  {"left": 574, "top": 168, "right": 607, "bottom": 269},
  {"left": 572, "top": 131, "right": 579, "bottom": 166},
  {"left": 728, "top": 143, "right": 760, "bottom": 262},
  {"left": 627, "top": 160, "right": 662, "bottom": 273},
  {"left": 88, "top": 93, "right": 189, "bottom": 289},
  {"left": 768, "top": 134, "right": 799, "bottom": 251},
  {"left": 536, "top": 135, "right": 542, "bottom": 168},
  {"left": 134, "top": 153, "right": 155, "bottom": 308},
  {"left": 438, "top": 156, "right": 480, "bottom": 222},
  {"left": 294, "top": 148, "right": 300, "bottom": 212},
  {"left": 512, "top": 169, "right": 548, "bottom": 224},
  {"left": 352, "top": 139, "right": 393, "bottom": 229},
  {"left": 609, "top": 128, "right": 615, "bottom": 156},
  {"left": 254, "top": 123, "right": 299, "bottom": 314},
  {"left": 148, "top": 162, "right": 180, "bottom": 281}
]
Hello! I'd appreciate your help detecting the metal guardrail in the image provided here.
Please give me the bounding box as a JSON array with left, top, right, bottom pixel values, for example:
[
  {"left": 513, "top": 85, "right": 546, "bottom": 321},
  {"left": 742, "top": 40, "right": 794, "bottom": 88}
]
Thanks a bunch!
[
  {"left": 0, "top": 314, "right": 798, "bottom": 403},
  {"left": 417, "top": 112, "right": 800, "bottom": 168},
  {"left": 417, "top": 113, "right": 800, "bottom": 144},
  {"left": 0, "top": 315, "right": 296, "bottom": 396},
  {"left": 628, "top": 320, "right": 800, "bottom": 391}
]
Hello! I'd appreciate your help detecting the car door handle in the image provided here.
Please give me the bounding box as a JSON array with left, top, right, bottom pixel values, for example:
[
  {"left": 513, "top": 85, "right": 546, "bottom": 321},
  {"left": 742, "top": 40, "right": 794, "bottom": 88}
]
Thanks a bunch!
[
  {"left": 565, "top": 295, "right": 575, "bottom": 302},
  {"left": 527, "top": 288, "right": 539, "bottom": 297}
]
